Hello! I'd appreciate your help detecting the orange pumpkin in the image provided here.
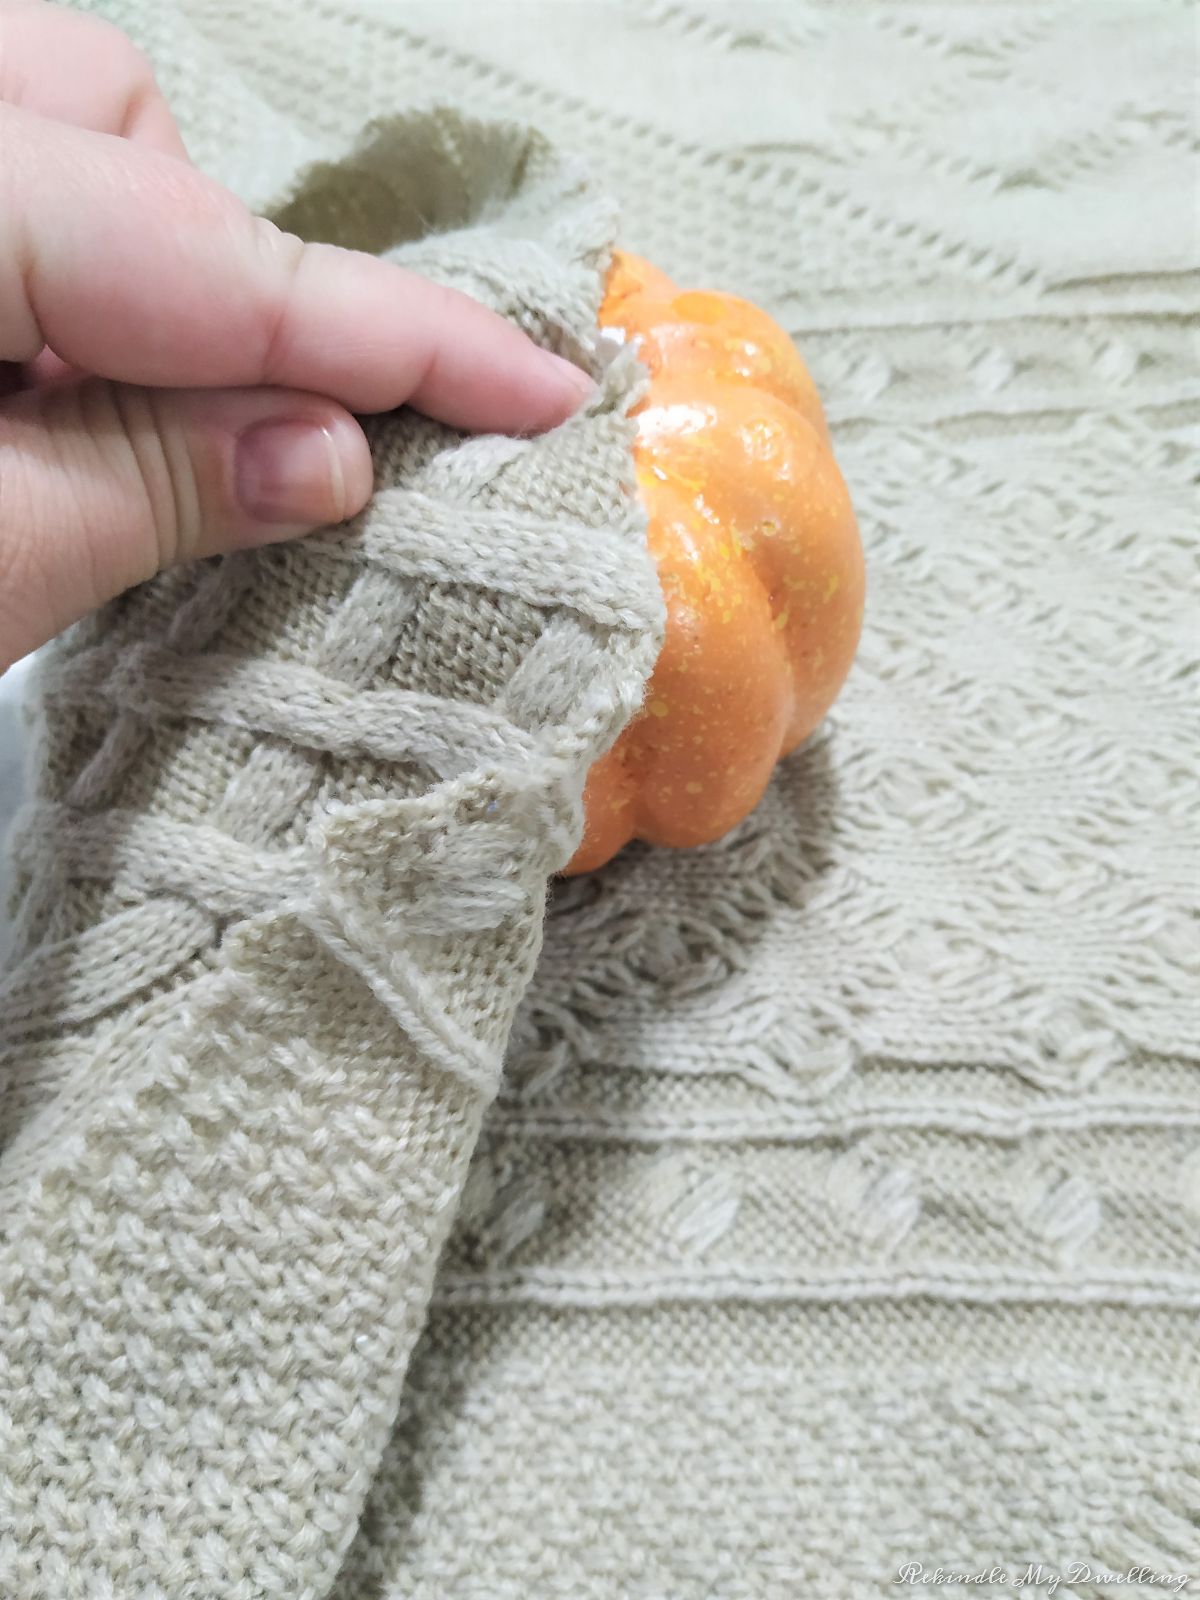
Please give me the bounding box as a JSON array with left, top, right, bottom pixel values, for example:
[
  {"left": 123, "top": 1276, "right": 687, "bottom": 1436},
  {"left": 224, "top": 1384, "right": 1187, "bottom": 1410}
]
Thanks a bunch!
[{"left": 566, "top": 252, "right": 865, "bottom": 875}]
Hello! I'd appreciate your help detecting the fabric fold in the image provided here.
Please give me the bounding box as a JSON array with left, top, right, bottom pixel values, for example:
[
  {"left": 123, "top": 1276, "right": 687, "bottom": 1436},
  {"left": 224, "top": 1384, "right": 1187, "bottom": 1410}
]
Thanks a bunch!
[{"left": 0, "top": 109, "right": 663, "bottom": 1599}]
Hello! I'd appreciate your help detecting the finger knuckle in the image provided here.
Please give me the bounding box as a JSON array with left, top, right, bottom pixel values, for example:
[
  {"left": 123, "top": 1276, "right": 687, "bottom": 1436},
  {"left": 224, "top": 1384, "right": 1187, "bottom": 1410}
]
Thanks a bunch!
[
  {"left": 90, "top": 18, "right": 158, "bottom": 93},
  {"left": 93, "top": 381, "right": 198, "bottom": 573},
  {"left": 0, "top": 381, "right": 199, "bottom": 664},
  {"left": 126, "top": 387, "right": 202, "bottom": 571},
  {"left": 0, "top": 462, "right": 53, "bottom": 666},
  {"left": 250, "top": 218, "right": 309, "bottom": 381},
  {"left": 116, "top": 37, "right": 157, "bottom": 91}
]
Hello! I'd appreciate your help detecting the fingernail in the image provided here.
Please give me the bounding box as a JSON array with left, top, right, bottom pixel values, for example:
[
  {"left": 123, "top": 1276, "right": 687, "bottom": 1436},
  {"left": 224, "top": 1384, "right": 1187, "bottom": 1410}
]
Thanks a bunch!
[
  {"left": 235, "top": 416, "right": 371, "bottom": 526},
  {"left": 541, "top": 350, "right": 598, "bottom": 406}
]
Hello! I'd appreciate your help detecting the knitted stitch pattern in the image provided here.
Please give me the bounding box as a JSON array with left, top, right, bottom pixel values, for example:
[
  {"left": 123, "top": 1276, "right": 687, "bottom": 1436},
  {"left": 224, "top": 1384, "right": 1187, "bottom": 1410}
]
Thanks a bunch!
[
  {"left": 0, "top": 107, "right": 663, "bottom": 1598},
  {"left": 3, "top": 3, "right": 1199, "bottom": 1598}
]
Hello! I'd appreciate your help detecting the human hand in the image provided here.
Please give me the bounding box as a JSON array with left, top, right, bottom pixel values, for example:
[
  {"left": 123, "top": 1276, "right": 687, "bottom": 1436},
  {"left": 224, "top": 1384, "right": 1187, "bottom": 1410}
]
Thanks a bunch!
[{"left": 0, "top": 1, "right": 595, "bottom": 672}]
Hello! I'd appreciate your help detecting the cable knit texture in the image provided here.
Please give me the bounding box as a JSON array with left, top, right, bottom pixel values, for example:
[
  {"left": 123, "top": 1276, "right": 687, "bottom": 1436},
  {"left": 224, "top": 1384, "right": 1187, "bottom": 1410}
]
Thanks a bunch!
[
  {"left": 0, "top": 99, "right": 664, "bottom": 1598},
  {"left": 2, "top": 4, "right": 1198, "bottom": 1599}
]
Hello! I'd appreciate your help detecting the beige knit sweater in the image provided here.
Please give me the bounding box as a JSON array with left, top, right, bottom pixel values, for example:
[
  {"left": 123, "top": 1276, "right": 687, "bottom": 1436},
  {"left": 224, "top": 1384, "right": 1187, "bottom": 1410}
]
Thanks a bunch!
[{"left": 1, "top": 4, "right": 1197, "bottom": 1598}]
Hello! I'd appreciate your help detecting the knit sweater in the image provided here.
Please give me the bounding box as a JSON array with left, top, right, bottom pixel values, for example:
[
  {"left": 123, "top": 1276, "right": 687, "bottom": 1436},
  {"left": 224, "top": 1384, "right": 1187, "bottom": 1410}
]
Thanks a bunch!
[{"left": 1, "top": 4, "right": 1197, "bottom": 1598}]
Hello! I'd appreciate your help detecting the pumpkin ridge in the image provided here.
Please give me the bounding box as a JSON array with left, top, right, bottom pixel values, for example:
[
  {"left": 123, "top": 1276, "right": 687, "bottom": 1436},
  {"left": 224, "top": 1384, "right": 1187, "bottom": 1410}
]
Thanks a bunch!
[{"left": 566, "top": 252, "right": 863, "bottom": 873}]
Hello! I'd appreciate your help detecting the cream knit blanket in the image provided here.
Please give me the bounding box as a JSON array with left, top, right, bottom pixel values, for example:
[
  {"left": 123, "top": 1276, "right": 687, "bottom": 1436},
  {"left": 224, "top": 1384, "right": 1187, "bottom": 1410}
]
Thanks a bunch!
[{"left": 1, "top": 4, "right": 1197, "bottom": 1598}]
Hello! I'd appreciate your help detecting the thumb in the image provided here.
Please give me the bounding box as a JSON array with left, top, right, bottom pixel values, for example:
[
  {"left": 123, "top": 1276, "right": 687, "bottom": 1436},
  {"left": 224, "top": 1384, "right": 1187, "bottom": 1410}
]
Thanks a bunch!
[{"left": 0, "top": 378, "right": 373, "bottom": 671}]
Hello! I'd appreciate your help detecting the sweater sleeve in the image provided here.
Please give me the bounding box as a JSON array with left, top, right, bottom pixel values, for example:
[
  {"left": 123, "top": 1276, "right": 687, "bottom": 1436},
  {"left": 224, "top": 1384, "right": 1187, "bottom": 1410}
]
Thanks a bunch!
[{"left": 0, "top": 108, "right": 662, "bottom": 1600}]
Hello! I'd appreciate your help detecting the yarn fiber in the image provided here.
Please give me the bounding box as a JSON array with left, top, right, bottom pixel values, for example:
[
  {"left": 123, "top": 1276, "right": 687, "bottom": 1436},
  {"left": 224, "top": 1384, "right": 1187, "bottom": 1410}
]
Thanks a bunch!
[
  {"left": 2, "top": 3, "right": 1198, "bottom": 1598},
  {"left": 0, "top": 103, "right": 663, "bottom": 1597}
]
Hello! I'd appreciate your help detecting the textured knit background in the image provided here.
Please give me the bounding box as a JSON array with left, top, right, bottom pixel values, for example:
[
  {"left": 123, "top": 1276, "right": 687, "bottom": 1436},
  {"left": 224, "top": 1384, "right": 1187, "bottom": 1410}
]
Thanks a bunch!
[{"left": 1, "top": 3, "right": 1198, "bottom": 1598}]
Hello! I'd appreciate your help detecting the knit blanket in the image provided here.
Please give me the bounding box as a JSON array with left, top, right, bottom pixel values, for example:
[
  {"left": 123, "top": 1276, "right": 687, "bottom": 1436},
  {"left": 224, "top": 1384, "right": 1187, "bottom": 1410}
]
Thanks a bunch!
[{"left": 1, "top": 4, "right": 1197, "bottom": 1598}]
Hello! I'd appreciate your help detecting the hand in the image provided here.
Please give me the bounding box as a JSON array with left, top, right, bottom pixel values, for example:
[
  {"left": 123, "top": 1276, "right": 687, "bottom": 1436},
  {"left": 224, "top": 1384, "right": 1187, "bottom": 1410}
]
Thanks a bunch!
[{"left": 0, "top": 1, "right": 595, "bottom": 672}]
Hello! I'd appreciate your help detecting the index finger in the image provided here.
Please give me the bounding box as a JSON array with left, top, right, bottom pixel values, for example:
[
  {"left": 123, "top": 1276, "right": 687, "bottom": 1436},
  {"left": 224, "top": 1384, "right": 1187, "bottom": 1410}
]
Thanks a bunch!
[
  {"left": 0, "top": 0, "right": 190, "bottom": 158},
  {"left": 0, "top": 104, "right": 595, "bottom": 432}
]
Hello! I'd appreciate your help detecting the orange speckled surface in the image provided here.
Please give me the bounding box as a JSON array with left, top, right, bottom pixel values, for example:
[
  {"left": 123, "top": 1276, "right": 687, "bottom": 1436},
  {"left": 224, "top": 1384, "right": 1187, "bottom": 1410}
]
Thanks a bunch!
[{"left": 568, "top": 252, "right": 865, "bottom": 874}]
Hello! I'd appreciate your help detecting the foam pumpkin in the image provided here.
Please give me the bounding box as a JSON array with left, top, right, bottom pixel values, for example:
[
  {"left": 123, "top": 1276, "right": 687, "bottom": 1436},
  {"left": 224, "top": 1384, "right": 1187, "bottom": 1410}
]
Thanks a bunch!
[{"left": 565, "top": 252, "right": 865, "bottom": 875}]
